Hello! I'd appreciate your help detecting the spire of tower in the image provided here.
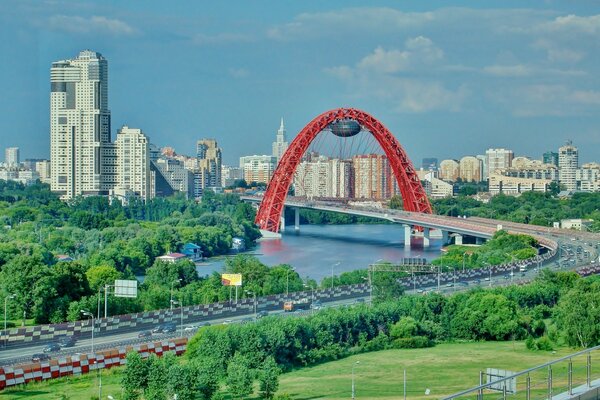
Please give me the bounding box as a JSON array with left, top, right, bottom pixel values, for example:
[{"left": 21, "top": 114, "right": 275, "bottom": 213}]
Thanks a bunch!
[{"left": 279, "top": 117, "right": 285, "bottom": 131}]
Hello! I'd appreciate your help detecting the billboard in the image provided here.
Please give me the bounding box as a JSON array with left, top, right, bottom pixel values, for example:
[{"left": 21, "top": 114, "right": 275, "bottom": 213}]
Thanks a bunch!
[
  {"left": 114, "top": 280, "right": 138, "bottom": 298},
  {"left": 221, "top": 273, "right": 242, "bottom": 287},
  {"left": 486, "top": 368, "right": 517, "bottom": 394}
]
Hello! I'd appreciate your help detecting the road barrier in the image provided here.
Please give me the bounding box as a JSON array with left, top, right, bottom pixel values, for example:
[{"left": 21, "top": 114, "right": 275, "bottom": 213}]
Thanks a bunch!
[{"left": 0, "top": 337, "right": 187, "bottom": 391}]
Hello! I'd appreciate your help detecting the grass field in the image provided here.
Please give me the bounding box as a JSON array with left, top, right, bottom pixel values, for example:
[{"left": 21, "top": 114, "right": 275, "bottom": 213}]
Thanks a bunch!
[{"left": 0, "top": 341, "right": 590, "bottom": 399}]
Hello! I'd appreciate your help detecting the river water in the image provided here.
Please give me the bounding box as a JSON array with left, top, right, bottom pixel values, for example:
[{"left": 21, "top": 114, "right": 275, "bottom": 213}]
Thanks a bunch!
[{"left": 195, "top": 224, "right": 442, "bottom": 281}]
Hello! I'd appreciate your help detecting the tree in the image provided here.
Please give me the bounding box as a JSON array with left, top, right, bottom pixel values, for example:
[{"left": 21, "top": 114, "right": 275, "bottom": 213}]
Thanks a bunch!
[
  {"left": 226, "top": 353, "right": 255, "bottom": 399},
  {"left": 85, "top": 265, "right": 122, "bottom": 293},
  {"left": 122, "top": 352, "right": 148, "bottom": 400},
  {"left": 554, "top": 280, "right": 600, "bottom": 348},
  {"left": 389, "top": 195, "right": 403, "bottom": 210},
  {"left": 167, "top": 364, "right": 197, "bottom": 400},
  {"left": 390, "top": 316, "right": 419, "bottom": 339},
  {"left": 259, "top": 356, "right": 281, "bottom": 400}
]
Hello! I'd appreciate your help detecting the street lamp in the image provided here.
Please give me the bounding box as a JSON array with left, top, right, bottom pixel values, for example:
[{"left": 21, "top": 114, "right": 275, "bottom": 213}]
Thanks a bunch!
[
  {"left": 170, "top": 299, "right": 184, "bottom": 337},
  {"left": 245, "top": 290, "right": 257, "bottom": 319},
  {"left": 170, "top": 279, "right": 182, "bottom": 311},
  {"left": 81, "top": 309, "right": 101, "bottom": 400},
  {"left": 351, "top": 361, "right": 360, "bottom": 399},
  {"left": 3, "top": 294, "right": 15, "bottom": 348},
  {"left": 286, "top": 266, "right": 295, "bottom": 298},
  {"left": 331, "top": 261, "right": 340, "bottom": 291}
]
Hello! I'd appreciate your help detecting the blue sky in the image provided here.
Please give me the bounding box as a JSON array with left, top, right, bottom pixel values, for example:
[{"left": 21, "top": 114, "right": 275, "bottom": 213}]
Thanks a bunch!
[{"left": 1, "top": 1, "right": 599, "bottom": 165}]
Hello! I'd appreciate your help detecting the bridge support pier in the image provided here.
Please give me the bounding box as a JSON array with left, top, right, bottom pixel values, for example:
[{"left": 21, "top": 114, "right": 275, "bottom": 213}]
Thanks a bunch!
[
  {"left": 280, "top": 214, "right": 286, "bottom": 232},
  {"left": 442, "top": 230, "right": 449, "bottom": 245},
  {"left": 294, "top": 207, "right": 300, "bottom": 230},
  {"left": 404, "top": 224, "right": 412, "bottom": 248},
  {"left": 423, "top": 227, "right": 430, "bottom": 248},
  {"left": 455, "top": 234, "right": 463, "bottom": 246}
]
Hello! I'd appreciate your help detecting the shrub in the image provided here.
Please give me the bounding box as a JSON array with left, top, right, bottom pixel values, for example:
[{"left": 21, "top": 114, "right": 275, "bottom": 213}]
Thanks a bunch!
[{"left": 391, "top": 336, "right": 434, "bottom": 349}]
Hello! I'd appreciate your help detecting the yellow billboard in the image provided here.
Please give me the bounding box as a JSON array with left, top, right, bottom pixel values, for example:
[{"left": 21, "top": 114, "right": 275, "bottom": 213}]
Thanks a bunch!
[{"left": 221, "top": 273, "right": 242, "bottom": 287}]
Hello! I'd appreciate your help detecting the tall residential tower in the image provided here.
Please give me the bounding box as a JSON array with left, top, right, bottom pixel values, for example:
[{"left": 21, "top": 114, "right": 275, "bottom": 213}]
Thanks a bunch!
[{"left": 50, "top": 50, "right": 111, "bottom": 199}]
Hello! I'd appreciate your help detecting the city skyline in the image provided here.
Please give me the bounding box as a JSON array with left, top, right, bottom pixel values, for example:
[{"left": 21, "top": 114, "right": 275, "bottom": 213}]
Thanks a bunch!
[{"left": 1, "top": 2, "right": 600, "bottom": 165}]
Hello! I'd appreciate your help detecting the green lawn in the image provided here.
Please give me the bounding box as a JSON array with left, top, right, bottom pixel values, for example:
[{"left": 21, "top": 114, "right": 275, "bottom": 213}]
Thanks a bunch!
[{"left": 0, "top": 341, "right": 588, "bottom": 399}]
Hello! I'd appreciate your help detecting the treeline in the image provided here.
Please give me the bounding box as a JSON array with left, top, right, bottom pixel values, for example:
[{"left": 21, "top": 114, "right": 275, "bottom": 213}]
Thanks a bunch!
[
  {"left": 118, "top": 270, "right": 598, "bottom": 399},
  {"left": 0, "top": 181, "right": 262, "bottom": 324},
  {"left": 433, "top": 191, "right": 600, "bottom": 231},
  {"left": 432, "top": 230, "right": 538, "bottom": 268}
]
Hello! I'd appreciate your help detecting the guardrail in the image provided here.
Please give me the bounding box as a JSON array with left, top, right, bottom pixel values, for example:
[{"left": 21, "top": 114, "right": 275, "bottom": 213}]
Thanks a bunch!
[{"left": 443, "top": 344, "right": 600, "bottom": 400}]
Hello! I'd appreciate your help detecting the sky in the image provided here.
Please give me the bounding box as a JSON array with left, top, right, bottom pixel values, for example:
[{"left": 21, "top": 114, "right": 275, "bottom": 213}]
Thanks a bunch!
[{"left": 0, "top": 1, "right": 599, "bottom": 165}]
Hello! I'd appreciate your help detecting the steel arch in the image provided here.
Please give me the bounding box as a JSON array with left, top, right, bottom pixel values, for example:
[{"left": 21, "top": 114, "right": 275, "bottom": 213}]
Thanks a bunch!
[{"left": 256, "top": 108, "right": 432, "bottom": 232}]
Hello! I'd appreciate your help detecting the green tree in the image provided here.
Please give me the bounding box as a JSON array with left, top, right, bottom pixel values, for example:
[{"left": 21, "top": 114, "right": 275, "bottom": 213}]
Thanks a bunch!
[
  {"left": 85, "top": 265, "right": 122, "bottom": 293},
  {"left": 227, "top": 353, "right": 255, "bottom": 399},
  {"left": 167, "top": 364, "right": 197, "bottom": 400},
  {"left": 122, "top": 352, "right": 148, "bottom": 400},
  {"left": 554, "top": 280, "right": 600, "bottom": 347},
  {"left": 258, "top": 356, "right": 281, "bottom": 400}
]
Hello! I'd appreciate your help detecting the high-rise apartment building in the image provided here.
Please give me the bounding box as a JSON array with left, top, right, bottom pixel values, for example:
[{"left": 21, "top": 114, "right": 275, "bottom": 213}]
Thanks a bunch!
[
  {"left": 559, "top": 141, "right": 578, "bottom": 191},
  {"left": 196, "top": 139, "right": 222, "bottom": 191},
  {"left": 294, "top": 157, "right": 353, "bottom": 198},
  {"left": 459, "top": 156, "right": 483, "bottom": 182},
  {"left": 5, "top": 147, "right": 19, "bottom": 168},
  {"left": 50, "top": 50, "right": 111, "bottom": 199},
  {"left": 577, "top": 163, "right": 600, "bottom": 192},
  {"left": 543, "top": 151, "right": 559, "bottom": 167},
  {"left": 353, "top": 154, "right": 393, "bottom": 200},
  {"left": 113, "top": 126, "right": 151, "bottom": 200},
  {"left": 240, "top": 155, "right": 277, "bottom": 184},
  {"left": 221, "top": 165, "right": 244, "bottom": 187},
  {"left": 476, "top": 155, "right": 488, "bottom": 180},
  {"left": 486, "top": 148, "right": 514, "bottom": 178},
  {"left": 272, "top": 118, "right": 289, "bottom": 163},
  {"left": 439, "top": 159, "right": 460, "bottom": 182}
]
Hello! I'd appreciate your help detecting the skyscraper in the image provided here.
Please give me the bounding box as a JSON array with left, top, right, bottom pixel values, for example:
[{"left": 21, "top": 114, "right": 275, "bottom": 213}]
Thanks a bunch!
[
  {"left": 4, "top": 147, "right": 19, "bottom": 168},
  {"left": 486, "top": 148, "right": 514, "bottom": 178},
  {"left": 459, "top": 156, "right": 483, "bottom": 182},
  {"left": 353, "top": 154, "right": 393, "bottom": 199},
  {"left": 196, "top": 139, "right": 222, "bottom": 192},
  {"left": 559, "top": 141, "right": 578, "bottom": 191},
  {"left": 50, "top": 50, "right": 111, "bottom": 199},
  {"left": 543, "top": 151, "right": 559, "bottom": 167},
  {"left": 272, "top": 118, "right": 289, "bottom": 162}
]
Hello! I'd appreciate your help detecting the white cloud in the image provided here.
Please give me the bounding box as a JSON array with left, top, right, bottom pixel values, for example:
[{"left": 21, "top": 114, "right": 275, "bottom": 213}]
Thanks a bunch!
[
  {"left": 267, "top": 7, "right": 433, "bottom": 41},
  {"left": 539, "top": 14, "right": 600, "bottom": 35},
  {"left": 228, "top": 68, "right": 249, "bottom": 79},
  {"left": 499, "top": 85, "right": 600, "bottom": 117},
  {"left": 483, "top": 64, "right": 533, "bottom": 77},
  {"left": 47, "top": 15, "right": 136, "bottom": 36},
  {"left": 327, "top": 38, "right": 466, "bottom": 113},
  {"left": 192, "top": 32, "right": 252, "bottom": 46}
]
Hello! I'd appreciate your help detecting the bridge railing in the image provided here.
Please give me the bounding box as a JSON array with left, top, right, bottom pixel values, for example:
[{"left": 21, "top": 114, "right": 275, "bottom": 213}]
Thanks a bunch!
[{"left": 442, "top": 344, "right": 600, "bottom": 400}]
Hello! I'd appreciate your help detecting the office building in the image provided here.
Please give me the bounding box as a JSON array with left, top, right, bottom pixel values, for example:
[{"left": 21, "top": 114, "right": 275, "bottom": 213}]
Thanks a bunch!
[
  {"left": 240, "top": 155, "right": 277, "bottom": 184},
  {"left": 417, "top": 170, "right": 453, "bottom": 198},
  {"left": 489, "top": 173, "right": 551, "bottom": 196},
  {"left": 577, "top": 163, "right": 600, "bottom": 192},
  {"left": 486, "top": 148, "right": 514, "bottom": 178},
  {"left": 459, "top": 156, "right": 483, "bottom": 182},
  {"left": 50, "top": 50, "right": 111, "bottom": 199},
  {"left": 543, "top": 151, "right": 559, "bottom": 167},
  {"left": 5, "top": 147, "right": 19, "bottom": 168},
  {"left": 439, "top": 159, "right": 460, "bottom": 182},
  {"left": 272, "top": 118, "right": 289, "bottom": 163},
  {"left": 196, "top": 139, "right": 222, "bottom": 192},
  {"left": 559, "top": 141, "right": 579, "bottom": 191}
]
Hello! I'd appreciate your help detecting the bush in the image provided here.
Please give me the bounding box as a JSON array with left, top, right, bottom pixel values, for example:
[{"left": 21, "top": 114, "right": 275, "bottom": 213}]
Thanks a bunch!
[
  {"left": 526, "top": 336, "right": 554, "bottom": 351},
  {"left": 391, "top": 336, "right": 434, "bottom": 349}
]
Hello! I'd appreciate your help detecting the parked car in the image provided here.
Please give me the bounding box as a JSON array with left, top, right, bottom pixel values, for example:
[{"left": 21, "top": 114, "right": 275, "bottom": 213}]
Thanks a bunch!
[
  {"left": 138, "top": 330, "right": 152, "bottom": 338},
  {"left": 58, "top": 336, "right": 77, "bottom": 348},
  {"left": 42, "top": 343, "right": 61, "bottom": 353},
  {"left": 31, "top": 353, "right": 51, "bottom": 362}
]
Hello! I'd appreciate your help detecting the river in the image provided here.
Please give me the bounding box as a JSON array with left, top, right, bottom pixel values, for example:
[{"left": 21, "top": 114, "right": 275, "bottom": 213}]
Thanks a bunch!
[{"left": 195, "top": 224, "right": 442, "bottom": 281}]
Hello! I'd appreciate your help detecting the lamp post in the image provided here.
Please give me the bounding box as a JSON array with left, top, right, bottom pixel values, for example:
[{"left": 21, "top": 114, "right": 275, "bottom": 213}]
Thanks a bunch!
[
  {"left": 3, "top": 294, "right": 15, "bottom": 348},
  {"left": 170, "top": 300, "right": 184, "bottom": 337},
  {"left": 170, "top": 279, "right": 182, "bottom": 311},
  {"left": 331, "top": 261, "right": 340, "bottom": 292},
  {"left": 245, "top": 291, "right": 257, "bottom": 319},
  {"left": 81, "top": 309, "right": 100, "bottom": 400},
  {"left": 286, "top": 266, "right": 295, "bottom": 298},
  {"left": 351, "top": 361, "right": 360, "bottom": 399}
]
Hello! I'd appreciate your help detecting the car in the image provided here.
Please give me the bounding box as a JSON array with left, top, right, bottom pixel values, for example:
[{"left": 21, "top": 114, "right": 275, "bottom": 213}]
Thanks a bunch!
[
  {"left": 484, "top": 277, "right": 490, "bottom": 281},
  {"left": 42, "top": 343, "right": 61, "bottom": 353},
  {"left": 138, "top": 330, "right": 152, "bottom": 338},
  {"left": 183, "top": 325, "right": 196, "bottom": 332},
  {"left": 416, "top": 288, "right": 425, "bottom": 293},
  {"left": 31, "top": 353, "right": 51, "bottom": 362},
  {"left": 458, "top": 281, "right": 469, "bottom": 287},
  {"left": 222, "top": 319, "right": 233, "bottom": 325},
  {"left": 446, "top": 283, "right": 454, "bottom": 287},
  {"left": 58, "top": 336, "right": 77, "bottom": 348},
  {"left": 473, "top": 279, "right": 481, "bottom": 284},
  {"left": 162, "top": 324, "right": 177, "bottom": 333},
  {"left": 151, "top": 325, "right": 164, "bottom": 333},
  {"left": 256, "top": 311, "right": 269, "bottom": 319},
  {"left": 198, "top": 321, "right": 212, "bottom": 327}
]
